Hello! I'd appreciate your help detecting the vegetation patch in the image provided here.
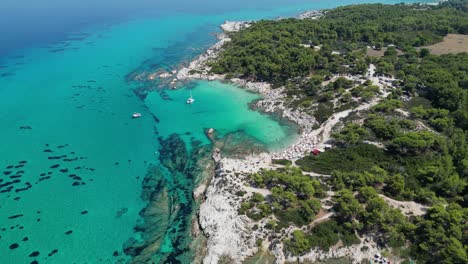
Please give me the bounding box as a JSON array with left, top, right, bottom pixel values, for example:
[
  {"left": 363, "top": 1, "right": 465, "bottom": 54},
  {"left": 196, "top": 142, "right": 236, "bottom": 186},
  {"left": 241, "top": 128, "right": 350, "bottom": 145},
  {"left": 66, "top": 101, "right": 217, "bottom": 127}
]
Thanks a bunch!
[
  {"left": 211, "top": 2, "right": 468, "bottom": 84},
  {"left": 272, "top": 159, "right": 293, "bottom": 166},
  {"left": 241, "top": 167, "right": 325, "bottom": 227},
  {"left": 313, "top": 102, "right": 334, "bottom": 124},
  {"left": 296, "top": 144, "right": 390, "bottom": 174},
  {"left": 284, "top": 220, "right": 359, "bottom": 255}
]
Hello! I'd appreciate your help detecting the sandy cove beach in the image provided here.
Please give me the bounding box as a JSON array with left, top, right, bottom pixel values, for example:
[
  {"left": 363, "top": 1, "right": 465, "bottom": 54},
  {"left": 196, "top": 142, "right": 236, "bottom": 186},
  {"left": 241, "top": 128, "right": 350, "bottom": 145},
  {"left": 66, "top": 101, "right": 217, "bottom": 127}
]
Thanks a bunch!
[{"left": 165, "top": 21, "right": 427, "bottom": 264}]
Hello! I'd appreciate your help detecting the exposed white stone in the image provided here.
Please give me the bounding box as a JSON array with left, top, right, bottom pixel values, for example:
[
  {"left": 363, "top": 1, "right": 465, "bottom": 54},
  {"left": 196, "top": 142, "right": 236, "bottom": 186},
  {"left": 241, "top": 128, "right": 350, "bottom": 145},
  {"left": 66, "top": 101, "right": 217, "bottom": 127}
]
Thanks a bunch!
[
  {"left": 220, "top": 21, "right": 251, "bottom": 32},
  {"left": 168, "top": 18, "right": 419, "bottom": 264},
  {"left": 297, "top": 10, "right": 323, "bottom": 19}
]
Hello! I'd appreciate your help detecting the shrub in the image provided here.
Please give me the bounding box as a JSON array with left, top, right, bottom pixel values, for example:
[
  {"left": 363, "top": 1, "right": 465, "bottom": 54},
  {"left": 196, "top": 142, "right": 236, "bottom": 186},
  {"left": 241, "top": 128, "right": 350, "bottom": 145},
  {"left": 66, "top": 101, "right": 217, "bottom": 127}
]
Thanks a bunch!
[
  {"left": 284, "top": 230, "right": 311, "bottom": 256},
  {"left": 272, "top": 159, "right": 293, "bottom": 166},
  {"left": 296, "top": 144, "right": 390, "bottom": 174},
  {"left": 314, "top": 102, "right": 334, "bottom": 123}
]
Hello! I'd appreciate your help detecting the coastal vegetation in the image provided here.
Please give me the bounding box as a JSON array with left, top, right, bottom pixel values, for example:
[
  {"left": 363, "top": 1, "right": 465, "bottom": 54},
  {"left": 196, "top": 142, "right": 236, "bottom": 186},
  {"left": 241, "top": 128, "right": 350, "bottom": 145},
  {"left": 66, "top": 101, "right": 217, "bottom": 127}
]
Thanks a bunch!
[
  {"left": 240, "top": 167, "right": 324, "bottom": 227},
  {"left": 212, "top": 0, "right": 468, "bottom": 263},
  {"left": 285, "top": 220, "right": 359, "bottom": 255},
  {"left": 210, "top": 1, "right": 468, "bottom": 84}
]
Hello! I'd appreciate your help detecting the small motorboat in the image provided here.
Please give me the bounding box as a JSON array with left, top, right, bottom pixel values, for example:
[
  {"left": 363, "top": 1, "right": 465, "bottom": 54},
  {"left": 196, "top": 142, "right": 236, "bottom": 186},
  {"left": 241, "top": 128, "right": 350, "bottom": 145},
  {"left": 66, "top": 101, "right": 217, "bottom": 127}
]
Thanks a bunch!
[
  {"left": 186, "top": 96, "right": 195, "bottom": 104},
  {"left": 132, "top": 112, "right": 142, "bottom": 118},
  {"left": 186, "top": 89, "right": 195, "bottom": 104}
]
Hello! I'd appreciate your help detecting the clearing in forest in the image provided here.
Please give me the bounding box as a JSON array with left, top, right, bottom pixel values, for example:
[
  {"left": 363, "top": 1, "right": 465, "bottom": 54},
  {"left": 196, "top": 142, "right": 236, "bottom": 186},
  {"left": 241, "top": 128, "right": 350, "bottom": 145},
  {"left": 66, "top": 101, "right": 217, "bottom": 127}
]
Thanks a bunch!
[{"left": 423, "top": 34, "right": 468, "bottom": 54}]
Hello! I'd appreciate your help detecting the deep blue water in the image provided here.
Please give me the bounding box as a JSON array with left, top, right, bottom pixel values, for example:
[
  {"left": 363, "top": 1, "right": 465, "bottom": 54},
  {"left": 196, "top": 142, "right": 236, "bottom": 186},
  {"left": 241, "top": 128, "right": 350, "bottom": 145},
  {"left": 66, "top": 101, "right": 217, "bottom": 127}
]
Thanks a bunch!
[{"left": 0, "top": 0, "right": 347, "bottom": 56}]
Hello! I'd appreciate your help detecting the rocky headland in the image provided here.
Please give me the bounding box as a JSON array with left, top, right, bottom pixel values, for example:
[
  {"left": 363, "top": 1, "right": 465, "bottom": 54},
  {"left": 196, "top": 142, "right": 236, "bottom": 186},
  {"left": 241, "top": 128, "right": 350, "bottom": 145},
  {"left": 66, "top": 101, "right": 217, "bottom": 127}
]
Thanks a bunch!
[{"left": 156, "top": 19, "right": 428, "bottom": 264}]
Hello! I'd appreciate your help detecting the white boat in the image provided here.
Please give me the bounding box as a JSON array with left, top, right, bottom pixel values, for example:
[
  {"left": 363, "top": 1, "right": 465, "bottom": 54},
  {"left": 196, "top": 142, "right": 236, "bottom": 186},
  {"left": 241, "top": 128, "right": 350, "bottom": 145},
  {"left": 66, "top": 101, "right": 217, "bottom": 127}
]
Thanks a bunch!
[
  {"left": 132, "top": 112, "right": 142, "bottom": 118},
  {"left": 186, "top": 97, "right": 195, "bottom": 104},
  {"left": 186, "top": 90, "right": 195, "bottom": 104}
]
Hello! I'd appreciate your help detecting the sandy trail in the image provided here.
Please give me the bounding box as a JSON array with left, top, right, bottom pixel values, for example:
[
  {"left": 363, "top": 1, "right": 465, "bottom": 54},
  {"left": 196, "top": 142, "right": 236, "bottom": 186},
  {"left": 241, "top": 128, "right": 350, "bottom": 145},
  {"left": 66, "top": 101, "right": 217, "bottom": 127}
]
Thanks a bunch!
[{"left": 379, "top": 194, "right": 428, "bottom": 216}]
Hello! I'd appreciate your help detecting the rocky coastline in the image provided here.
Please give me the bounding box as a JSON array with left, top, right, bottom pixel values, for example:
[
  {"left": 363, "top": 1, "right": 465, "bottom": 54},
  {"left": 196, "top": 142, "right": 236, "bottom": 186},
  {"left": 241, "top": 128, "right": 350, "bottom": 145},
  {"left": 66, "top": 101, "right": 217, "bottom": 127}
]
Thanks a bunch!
[
  {"left": 158, "top": 19, "right": 422, "bottom": 264},
  {"left": 170, "top": 20, "right": 357, "bottom": 263}
]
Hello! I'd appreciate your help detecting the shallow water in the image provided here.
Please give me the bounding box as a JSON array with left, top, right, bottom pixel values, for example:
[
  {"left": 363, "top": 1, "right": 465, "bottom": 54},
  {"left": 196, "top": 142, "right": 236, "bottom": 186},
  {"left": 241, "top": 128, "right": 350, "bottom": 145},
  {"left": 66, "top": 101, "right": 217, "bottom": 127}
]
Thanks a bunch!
[
  {"left": 0, "top": 0, "right": 434, "bottom": 263},
  {"left": 147, "top": 80, "right": 297, "bottom": 149}
]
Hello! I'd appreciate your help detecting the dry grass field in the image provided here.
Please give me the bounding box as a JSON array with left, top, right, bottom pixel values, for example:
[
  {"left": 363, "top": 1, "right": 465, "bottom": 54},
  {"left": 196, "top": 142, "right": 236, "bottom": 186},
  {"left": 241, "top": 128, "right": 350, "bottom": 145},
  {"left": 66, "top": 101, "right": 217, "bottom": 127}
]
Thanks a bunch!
[
  {"left": 423, "top": 34, "right": 468, "bottom": 55},
  {"left": 366, "top": 34, "right": 468, "bottom": 57}
]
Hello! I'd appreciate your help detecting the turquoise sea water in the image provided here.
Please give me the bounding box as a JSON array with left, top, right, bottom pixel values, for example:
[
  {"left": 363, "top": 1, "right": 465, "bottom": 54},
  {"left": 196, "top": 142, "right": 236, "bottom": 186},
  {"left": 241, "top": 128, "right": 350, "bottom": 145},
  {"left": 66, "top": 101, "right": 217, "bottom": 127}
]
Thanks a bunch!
[
  {"left": 0, "top": 0, "right": 436, "bottom": 263},
  {"left": 147, "top": 80, "right": 296, "bottom": 149}
]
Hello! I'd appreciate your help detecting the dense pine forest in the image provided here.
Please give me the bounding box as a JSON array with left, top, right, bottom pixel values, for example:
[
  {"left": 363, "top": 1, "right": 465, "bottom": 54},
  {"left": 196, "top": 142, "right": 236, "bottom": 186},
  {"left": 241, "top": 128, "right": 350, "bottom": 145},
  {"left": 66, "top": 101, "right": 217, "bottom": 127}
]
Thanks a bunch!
[{"left": 212, "top": 1, "right": 468, "bottom": 263}]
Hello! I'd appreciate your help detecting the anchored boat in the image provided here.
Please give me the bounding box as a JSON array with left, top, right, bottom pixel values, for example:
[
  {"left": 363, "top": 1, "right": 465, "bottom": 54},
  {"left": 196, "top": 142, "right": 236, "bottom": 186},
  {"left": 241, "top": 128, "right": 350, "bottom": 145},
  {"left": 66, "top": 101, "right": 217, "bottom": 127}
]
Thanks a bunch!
[{"left": 186, "top": 89, "right": 195, "bottom": 104}]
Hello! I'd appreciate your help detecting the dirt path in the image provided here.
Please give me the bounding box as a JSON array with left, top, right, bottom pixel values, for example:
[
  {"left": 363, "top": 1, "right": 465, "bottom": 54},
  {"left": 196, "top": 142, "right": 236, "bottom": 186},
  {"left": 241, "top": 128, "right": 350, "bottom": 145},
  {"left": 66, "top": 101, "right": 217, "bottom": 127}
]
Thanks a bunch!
[
  {"left": 302, "top": 171, "right": 331, "bottom": 178},
  {"left": 313, "top": 64, "right": 392, "bottom": 149},
  {"left": 310, "top": 211, "right": 334, "bottom": 227}
]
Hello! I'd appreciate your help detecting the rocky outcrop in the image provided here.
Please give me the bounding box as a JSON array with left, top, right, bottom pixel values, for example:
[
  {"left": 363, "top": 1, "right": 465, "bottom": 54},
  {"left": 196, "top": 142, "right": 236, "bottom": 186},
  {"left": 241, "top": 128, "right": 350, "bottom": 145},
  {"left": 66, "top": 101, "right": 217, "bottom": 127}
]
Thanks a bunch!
[
  {"left": 199, "top": 154, "right": 273, "bottom": 263},
  {"left": 296, "top": 10, "right": 323, "bottom": 20},
  {"left": 175, "top": 21, "right": 250, "bottom": 82},
  {"left": 123, "top": 134, "right": 214, "bottom": 263},
  {"left": 220, "top": 21, "right": 251, "bottom": 32},
  {"left": 286, "top": 237, "right": 380, "bottom": 264}
]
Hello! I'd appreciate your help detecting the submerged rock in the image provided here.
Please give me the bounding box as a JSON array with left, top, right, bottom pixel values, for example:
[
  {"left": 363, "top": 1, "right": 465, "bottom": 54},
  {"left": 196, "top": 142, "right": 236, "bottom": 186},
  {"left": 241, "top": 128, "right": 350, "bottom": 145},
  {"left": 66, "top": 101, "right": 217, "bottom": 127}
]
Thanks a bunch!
[
  {"left": 122, "top": 133, "right": 213, "bottom": 263},
  {"left": 8, "top": 214, "right": 23, "bottom": 219},
  {"left": 9, "top": 243, "right": 19, "bottom": 250}
]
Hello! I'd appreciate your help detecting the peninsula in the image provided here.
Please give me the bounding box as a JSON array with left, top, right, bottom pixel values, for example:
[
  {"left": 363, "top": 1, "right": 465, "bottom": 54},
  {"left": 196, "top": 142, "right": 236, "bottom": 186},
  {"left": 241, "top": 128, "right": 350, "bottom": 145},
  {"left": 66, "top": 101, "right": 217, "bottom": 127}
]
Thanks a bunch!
[{"left": 167, "top": 1, "right": 468, "bottom": 263}]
